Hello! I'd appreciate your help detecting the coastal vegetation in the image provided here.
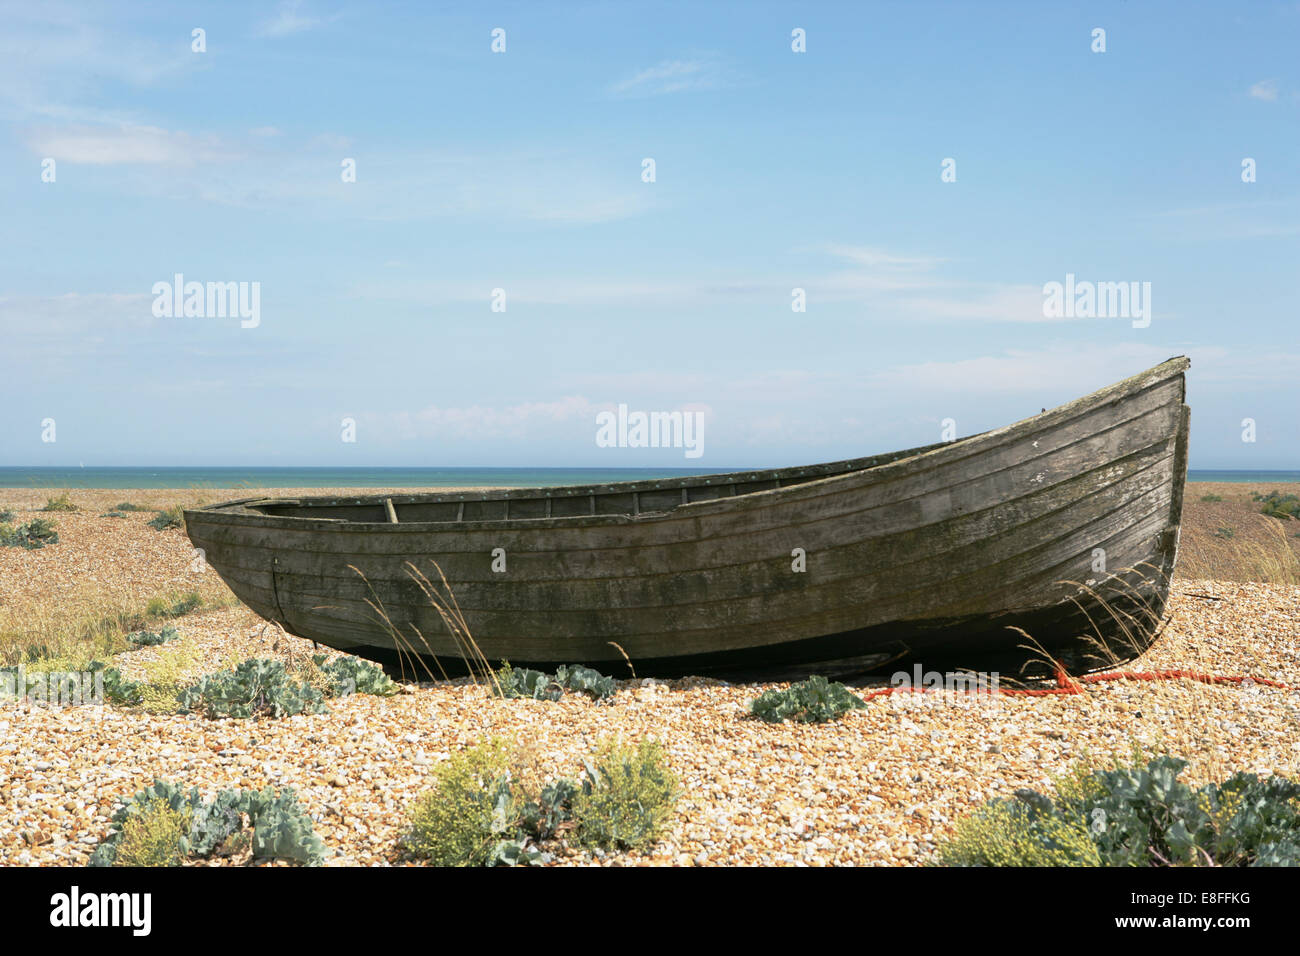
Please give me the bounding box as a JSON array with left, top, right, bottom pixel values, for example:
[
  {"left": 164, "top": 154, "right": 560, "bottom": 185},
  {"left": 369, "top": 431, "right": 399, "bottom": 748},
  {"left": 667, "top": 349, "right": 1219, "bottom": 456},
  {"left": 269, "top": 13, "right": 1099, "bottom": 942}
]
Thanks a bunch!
[
  {"left": 491, "top": 662, "right": 618, "bottom": 702},
  {"left": 939, "top": 752, "right": 1300, "bottom": 867},
  {"left": 0, "top": 517, "right": 59, "bottom": 550},
  {"left": 0, "top": 587, "right": 219, "bottom": 669},
  {"left": 750, "top": 675, "right": 867, "bottom": 723},
  {"left": 129, "top": 624, "right": 180, "bottom": 646},
  {"left": 1255, "top": 490, "right": 1300, "bottom": 520},
  {"left": 1179, "top": 488, "right": 1300, "bottom": 584},
  {"left": 88, "top": 779, "right": 324, "bottom": 867},
  {"left": 175, "top": 654, "right": 397, "bottom": 719},
  {"left": 147, "top": 505, "right": 185, "bottom": 531},
  {"left": 402, "top": 737, "right": 678, "bottom": 866}
]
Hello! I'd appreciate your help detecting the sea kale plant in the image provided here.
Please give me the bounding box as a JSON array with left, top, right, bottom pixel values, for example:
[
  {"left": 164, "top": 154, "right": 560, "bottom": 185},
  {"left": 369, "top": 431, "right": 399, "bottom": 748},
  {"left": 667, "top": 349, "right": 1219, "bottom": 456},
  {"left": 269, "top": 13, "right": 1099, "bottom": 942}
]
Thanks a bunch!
[
  {"left": 129, "top": 624, "right": 180, "bottom": 647},
  {"left": 88, "top": 779, "right": 325, "bottom": 867},
  {"left": 492, "top": 662, "right": 617, "bottom": 702},
  {"left": 177, "top": 658, "right": 327, "bottom": 719},
  {"left": 312, "top": 653, "right": 399, "bottom": 698},
  {"left": 750, "top": 675, "right": 868, "bottom": 724},
  {"left": 147, "top": 506, "right": 185, "bottom": 531},
  {"left": 175, "top": 654, "right": 398, "bottom": 719},
  {"left": 0, "top": 517, "right": 60, "bottom": 550},
  {"left": 939, "top": 755, "right": 1300, "bottom": 867}
]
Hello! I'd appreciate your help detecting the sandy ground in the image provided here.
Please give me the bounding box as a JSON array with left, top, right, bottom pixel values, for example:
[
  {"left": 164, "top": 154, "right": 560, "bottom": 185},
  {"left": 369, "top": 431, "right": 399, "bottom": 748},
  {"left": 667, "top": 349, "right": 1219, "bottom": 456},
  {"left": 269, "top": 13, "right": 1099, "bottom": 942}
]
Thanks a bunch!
[{"left": 2, "top": 486, "right": 1299, "bottom": 866}]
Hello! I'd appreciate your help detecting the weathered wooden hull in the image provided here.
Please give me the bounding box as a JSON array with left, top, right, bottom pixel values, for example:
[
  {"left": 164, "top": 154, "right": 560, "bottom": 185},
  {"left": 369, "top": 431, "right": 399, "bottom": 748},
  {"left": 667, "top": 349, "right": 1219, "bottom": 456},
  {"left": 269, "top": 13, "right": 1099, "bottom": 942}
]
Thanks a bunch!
[{"left": 185, "top": 357, "right": 1190, "bottom": 679}]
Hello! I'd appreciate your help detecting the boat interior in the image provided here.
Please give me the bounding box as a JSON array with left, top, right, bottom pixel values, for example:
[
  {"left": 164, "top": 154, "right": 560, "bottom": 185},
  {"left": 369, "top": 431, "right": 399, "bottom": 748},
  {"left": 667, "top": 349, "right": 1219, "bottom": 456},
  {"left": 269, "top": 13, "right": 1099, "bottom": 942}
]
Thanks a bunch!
[{"left": 227, "top": 440, "right": 952, "bottom": 524}]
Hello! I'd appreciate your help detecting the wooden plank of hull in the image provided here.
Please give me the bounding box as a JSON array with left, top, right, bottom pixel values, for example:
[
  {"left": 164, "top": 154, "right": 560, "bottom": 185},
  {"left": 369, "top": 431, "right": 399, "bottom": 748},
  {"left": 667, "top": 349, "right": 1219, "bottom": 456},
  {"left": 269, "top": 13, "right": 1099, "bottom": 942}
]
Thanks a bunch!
[{"left": 185, "top": 358, "right": 1190, "bottom": 677}]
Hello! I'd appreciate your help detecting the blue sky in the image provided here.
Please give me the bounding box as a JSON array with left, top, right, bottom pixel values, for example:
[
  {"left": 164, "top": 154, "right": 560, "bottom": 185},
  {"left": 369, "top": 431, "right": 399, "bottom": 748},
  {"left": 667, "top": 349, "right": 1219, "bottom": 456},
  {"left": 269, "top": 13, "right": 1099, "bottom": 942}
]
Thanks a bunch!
[{"left": 1, "top": 0, "right": 1297, "bottom": 469}]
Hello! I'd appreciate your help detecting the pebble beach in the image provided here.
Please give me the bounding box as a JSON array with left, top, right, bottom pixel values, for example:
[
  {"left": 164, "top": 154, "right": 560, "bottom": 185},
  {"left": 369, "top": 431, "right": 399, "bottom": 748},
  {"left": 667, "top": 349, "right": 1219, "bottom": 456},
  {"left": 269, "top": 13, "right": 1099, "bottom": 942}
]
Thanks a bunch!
[{"left": 3, "top": 487, "right": 1299, "bottom": 866}]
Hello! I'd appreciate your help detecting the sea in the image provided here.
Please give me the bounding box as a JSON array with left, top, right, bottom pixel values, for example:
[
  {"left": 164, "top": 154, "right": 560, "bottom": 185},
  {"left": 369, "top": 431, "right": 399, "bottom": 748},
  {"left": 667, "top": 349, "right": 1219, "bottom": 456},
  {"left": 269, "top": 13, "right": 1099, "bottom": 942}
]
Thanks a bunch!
[
  {"left": 0, "top": 466, "right": 1296, "bottom": 490},
  {"left": 0, "top": 466, "right": 719, "bottom": 489}
]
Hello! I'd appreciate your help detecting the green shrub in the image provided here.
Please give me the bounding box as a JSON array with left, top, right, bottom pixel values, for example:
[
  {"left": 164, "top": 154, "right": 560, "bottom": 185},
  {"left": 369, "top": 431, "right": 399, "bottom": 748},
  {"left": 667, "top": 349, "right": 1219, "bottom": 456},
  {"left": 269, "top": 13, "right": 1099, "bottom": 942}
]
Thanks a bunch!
[
  {"left": 313, "top": 654, "right": 399, "bottom": 698},
  {"left": 1214, "top": 527, "right": 1236, "bottom": 539},
  {"left": 0, "top": 517, "right": 60, "bottom": 550},
  {"left": 145, "top": 592, "right": 203, "bottom": 619},
  {"left": 89, "top": 779, "right": 324, "bottom": 867},
  {"left": 41, "top": 494, "right": 77, "bottom": 512},
  {"left": 402, "top": 739, "right": 520, "bottom": 866},
  {"left": 177, "top": 658, "right": 327, "bottom": 719},
  {"left": 0, "top": 660, "right": 141, "bottom": 707},
  {"left": 750, "top": 675, "right": 867, "bottom": 724},
  {"left": 0, "top": 508, "right": 14, "bottom": 523},
  {"left": 571, "top": 739, "right": 679, "bottom": 851},
  {"left": 1256, "top": 491, "right": 1300, "bottom": 521},
  {"left": 401, "top": 736, "right": 678, "bottom": 865},
  {"left": 101, "top": 511, "right": 127, "bottom": 519},
  {"left": 938, "top": 755, "right": 1300, "bottom": 867},
  {"left": 112, "top": 797, "right": 192, "bottom": 867},
  {"left": 90, "top": 661, "right": 145, "bottom": 706},
  {"left": 492, "top": 662, "right": 617, "bottom": 702},
  {"left": 1200, "top": 494, "right": 1223, "bottom": 503},
  {"left": 129, "top": 624, "right": 180, "bottom": 647},
  {"left": 147, "top": 506, "right": 185, "bottom": 531},
  {"left": 136, "top": 638, "right": 201, "bottom": 714},
  {"left": 112, "top": 502, "right": 150, "bottom": 512}
]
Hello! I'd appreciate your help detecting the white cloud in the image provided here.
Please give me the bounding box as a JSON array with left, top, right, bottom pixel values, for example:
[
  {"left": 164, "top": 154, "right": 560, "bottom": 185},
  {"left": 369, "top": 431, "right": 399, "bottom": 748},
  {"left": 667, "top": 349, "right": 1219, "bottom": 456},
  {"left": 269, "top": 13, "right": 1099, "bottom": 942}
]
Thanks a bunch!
[
  {"left": 868, "top": 344, "right": 1199, "bottom": 394},
  {"left": 1248, "top": 78, "right": 1280, "bottom": 101},
  {"left": 23, "top": 124, "right": 237, "bottom": 165},
  {"left": 611, "top": 55, "right": 736, "bottom": 97},
  {"left": 388, "top": 396, "right": 596, "bottom": 440},
  {"left": 306, "top": 132, "right": 352, "bottom": 151},
  {"left": 822, "top": 244, "right": 946, "bottom": 270},
  {"left": 257, "top": 1, "right": 332, "bottom": 38},
  {"left": 0, "top": 6, "right": 197, "bottom": 123},
  {"left": 350, "top": 245, "right": 1071, "bottom": 322},
  {"left": 0, "top": 292, "right": 154, "bottom": 335}
]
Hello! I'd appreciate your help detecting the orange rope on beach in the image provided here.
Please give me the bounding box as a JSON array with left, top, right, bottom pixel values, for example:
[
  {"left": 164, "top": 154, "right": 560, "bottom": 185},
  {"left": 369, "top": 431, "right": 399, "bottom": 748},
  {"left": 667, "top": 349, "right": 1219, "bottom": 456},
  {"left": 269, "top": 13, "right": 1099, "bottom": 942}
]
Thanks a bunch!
[{"left": 860, "top": 667, "right": 1290, "bottom": 702}]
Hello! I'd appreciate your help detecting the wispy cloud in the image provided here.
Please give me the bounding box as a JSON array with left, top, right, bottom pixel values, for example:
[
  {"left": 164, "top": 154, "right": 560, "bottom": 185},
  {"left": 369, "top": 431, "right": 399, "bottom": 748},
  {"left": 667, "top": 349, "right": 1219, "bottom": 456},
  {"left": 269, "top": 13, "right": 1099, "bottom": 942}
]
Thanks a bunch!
[
  {"left": 1248, "top": 78, "right": 1280, "bottom": 101},
  {"left": 822, "top": 244, "right": 947, "bottom": 270},
  {"left": 384, "top": 396, "right": 597, "bottom": 441},
  {"left": 610, "top": 55, "right": 736, "bottom": 97},
  {"left": 23, "top": 123, "right": 237, "bottom": 165},
  {"left": 869, "top": 345, "right": 1181, "bottom": 394},
  {"left": 257, "top": 0, "right": 333, "bottom": 38},
  {"left": 352, "top": 244, "right": 1064, "bottom": 322},
  {"left": 0, "top": 7, "right": 196, "bottom": 123},
  {"left": 1145, "top": 197, "right": 1300, "bottom": 240}
]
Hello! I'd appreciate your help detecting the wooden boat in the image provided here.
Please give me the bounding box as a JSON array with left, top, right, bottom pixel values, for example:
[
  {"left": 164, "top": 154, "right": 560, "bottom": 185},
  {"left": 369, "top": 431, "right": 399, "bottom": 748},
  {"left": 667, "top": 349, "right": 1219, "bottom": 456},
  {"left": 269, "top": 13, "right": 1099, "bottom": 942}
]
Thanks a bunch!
[{"left": 185, "top": 357, "right": 1190, "bottom": 680}]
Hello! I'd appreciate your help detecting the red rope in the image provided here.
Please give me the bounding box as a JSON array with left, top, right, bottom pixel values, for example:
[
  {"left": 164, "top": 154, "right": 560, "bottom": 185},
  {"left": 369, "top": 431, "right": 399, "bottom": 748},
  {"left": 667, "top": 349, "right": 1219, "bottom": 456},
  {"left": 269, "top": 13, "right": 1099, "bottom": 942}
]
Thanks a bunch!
[{"left": 860, "top": 667, "right": 1290, "bottom": 702}]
